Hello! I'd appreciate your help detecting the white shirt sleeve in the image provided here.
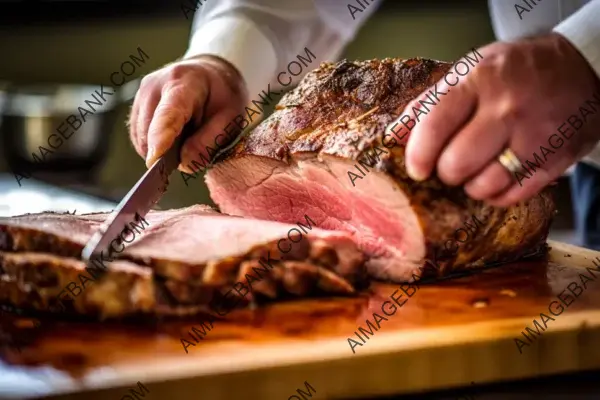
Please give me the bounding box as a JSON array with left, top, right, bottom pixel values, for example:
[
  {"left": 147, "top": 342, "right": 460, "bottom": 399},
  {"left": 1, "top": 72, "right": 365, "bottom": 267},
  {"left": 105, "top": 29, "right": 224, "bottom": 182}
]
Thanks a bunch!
[
  {"left": 183, "top": 0, "right": 382, "bottom": 100},
  {"left": 554, "top": 0, "right": 600, "bottom": 169},
  {"left": 553, "top": 0, "right": 600, "bottom": 80}
]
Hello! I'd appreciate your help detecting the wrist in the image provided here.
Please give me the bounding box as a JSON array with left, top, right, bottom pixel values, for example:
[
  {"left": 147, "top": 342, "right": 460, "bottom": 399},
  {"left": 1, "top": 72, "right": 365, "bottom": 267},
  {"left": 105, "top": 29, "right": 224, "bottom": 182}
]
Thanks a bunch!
[
  {"left": 186, "top": 54, "right": 249, "bottom": 104},
  {"left": 183, "top": 15, "right": 278, "bottom": 103},
  {"left": 553, "top": 0, "right": 600, "bottom": 85},
  {"left": 552, "top": 32, "right": 600, "bottom": 92}
]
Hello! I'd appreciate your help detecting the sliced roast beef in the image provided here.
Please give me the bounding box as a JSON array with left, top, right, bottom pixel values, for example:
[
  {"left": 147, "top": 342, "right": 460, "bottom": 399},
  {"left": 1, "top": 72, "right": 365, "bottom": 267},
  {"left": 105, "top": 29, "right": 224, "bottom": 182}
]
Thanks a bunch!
[
  {"left": 121, "top": 208, "right": 364, "bottom": 286},
  {"left": 0, "top": 207, "right": 365, "bottom": 286},
  {"left": 0, "top": 208, "right": 366, "bottom": 318},
  {"left": 0, "top": 251, "right": 358, "bottom": 319},
  {"left": 0, "top": 205, "right": 217, "bottom": 258},
  {"left": 0, "top": 252, "right": 156, "bottom": 318},
  {"left": 205, "top": 58, "right": 556, "bottom": 282}
]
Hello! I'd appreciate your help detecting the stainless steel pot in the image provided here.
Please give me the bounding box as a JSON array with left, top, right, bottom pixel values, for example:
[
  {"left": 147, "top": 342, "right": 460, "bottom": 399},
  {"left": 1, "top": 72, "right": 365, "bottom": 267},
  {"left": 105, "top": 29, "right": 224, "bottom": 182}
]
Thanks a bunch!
[{"left": 0, "top": 80, "right": 139, "bottom": 176}]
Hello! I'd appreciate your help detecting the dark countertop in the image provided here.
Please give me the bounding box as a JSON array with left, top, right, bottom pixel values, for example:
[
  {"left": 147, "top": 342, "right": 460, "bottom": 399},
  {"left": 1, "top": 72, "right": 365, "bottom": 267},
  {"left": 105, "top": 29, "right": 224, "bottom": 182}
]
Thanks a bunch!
[{"left": 381, "top": 369, "right": 600, "bottom": 399}]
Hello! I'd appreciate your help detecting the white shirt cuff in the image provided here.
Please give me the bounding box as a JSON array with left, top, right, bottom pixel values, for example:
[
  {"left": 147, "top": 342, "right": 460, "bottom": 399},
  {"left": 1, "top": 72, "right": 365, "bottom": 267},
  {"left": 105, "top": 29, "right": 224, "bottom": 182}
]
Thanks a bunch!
[
  {"left": 553, "top": 0, "right": 600, "bottom": 79},
  {"left": 554, "top": 1, "right": 600, "bottom": 169},
  {"left": 184, "top": 15, "right": 278, "bottom": 102}
]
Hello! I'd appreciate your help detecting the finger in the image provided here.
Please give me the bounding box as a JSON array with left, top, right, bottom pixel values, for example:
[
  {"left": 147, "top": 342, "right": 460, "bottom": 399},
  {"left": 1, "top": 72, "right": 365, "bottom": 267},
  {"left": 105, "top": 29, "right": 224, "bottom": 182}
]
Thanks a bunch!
[
  {"left": 486, "top": 135, "right": 580, "bottom": 207},
  {"left": 128, "top": 94, "right": 142, "bottom": 157},
  {"left": 485, "top": 167, "right": 551, "bottom": 208},
  {"left": 405, "top": 77, "right": 478, "bottom": 181},
  {"left": 464, "top": 161, "right": 514, "bottom": 200},
  {"left": 145, "top": 83, "right": 207, "bottom": 168},
  {"left": 437, "top": 111, "right": 509, "bottom": 186},
  {"left": 129, "top": 75, "right": 157, "bottom": 158},
  {"left": 135, "top": 89, "right": 161, "bottom": 158},
  {"left": 179, "top": 109, "right": 241, "bottom": 174}
]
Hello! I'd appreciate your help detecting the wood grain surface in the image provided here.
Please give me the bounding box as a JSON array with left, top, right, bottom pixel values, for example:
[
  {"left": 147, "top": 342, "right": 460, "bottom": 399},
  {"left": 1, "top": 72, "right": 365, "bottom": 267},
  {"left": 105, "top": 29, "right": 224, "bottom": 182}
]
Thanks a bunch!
[{"left": 1, "top": 240, "right": 600, "bottom": 400}]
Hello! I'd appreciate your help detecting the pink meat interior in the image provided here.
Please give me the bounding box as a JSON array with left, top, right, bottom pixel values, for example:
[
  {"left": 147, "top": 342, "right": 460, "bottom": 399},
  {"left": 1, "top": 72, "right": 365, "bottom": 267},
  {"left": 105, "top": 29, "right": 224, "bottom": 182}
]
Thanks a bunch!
[{"left": 206, "top": 154, "right": 426, "bottom": 282}]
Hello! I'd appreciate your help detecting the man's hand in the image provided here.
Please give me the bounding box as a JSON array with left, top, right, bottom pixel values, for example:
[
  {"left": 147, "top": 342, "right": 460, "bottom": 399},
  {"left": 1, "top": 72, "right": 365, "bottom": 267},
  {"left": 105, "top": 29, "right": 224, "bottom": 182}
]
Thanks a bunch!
[
  {"left": 404, "top": 33, "right": 600, "bottom": 207},
  {"left": 128, "top": 55, "right": 248, "bottom": 171}
]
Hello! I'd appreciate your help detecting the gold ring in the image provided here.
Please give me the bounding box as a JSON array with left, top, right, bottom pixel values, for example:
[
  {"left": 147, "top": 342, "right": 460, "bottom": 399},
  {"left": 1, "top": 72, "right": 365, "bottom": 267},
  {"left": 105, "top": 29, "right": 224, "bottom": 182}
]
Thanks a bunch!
[{"left": 498, "top": 148, "right": 524, "bottom": 175}]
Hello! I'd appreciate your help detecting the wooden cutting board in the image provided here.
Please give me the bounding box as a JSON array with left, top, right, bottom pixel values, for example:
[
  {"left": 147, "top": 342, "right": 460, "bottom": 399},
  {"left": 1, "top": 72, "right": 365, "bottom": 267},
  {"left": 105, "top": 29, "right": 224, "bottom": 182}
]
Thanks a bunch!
[{"left": 1, "top": 240, "right": 600, "bottom": 400}]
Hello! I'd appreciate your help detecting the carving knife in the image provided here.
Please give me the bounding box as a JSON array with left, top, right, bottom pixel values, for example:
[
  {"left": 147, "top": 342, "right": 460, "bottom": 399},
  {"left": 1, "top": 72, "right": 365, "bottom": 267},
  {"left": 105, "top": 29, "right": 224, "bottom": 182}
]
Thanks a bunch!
[{"left": 81, "top": 123, "right": 195, "bottom": 262}]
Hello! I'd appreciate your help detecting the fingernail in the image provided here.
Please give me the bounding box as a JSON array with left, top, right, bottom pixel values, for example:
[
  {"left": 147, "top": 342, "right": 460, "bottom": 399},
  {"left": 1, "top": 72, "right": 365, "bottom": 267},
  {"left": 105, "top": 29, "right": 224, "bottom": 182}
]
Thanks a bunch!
[
  {"left": 179, "top": 162, "right": 195, "bottom": 175},
  {"left": 406, "top": 162, "right": 428, "bottom": 182},
  {"left": 145, "top": 146, "right": 156, "bottom": 167}
]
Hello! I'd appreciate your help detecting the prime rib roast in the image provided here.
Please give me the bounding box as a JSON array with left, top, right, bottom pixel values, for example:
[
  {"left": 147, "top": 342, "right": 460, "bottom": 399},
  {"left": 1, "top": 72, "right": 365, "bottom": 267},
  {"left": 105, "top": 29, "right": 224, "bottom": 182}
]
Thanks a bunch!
[
  {"left": 205, "top": 58, "right": 555, "bottom": 282},
  {"left": 0, "top": 58, "right": 555, "bottom": 319}
]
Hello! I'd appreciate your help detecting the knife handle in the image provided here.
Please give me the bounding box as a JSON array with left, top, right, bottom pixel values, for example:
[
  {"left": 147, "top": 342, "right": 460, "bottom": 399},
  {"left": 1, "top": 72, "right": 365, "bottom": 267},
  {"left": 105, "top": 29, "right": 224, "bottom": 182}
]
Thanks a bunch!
[
  {"left": 161, "top": 121, "right": 197, "bottom": 172},
  {"left": 173, "top": 120, "right": 197, "bottom": 164}
]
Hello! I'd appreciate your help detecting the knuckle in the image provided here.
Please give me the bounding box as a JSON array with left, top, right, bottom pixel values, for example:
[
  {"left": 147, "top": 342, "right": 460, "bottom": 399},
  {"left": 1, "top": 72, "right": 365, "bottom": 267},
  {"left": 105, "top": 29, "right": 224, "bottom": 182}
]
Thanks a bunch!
[
  {"left": 154, "top": 101, "right": 182, "bottom": 117},
  {"left": 162, "top": 83, "right": 189, "bottom": 102},
  {"left": 438, "top": 150, "right": 465, "bottom": 184},
  {"left": 157, "top": 95, "right": 192, "bottom": 124},
  {"left": 468, "top": 62, "right": 490, "bottom": 82},
  {"left": 481, "top": 43, "right": 511, "bottom": 67},
  {"left": 469, "top": 46, "right": 510, "bottom": 82},
  {"left": 496, "top": 97, "right": 524, "bottom": 122},
  {"left": 465, "top": 183, "right": 485, "bottom": 201},
  {"left": 138, "top": 73, "right": 157, "bottom": 90},
  {"left": 151, "top": 105, "right": 186, "bottom": 133},
  {"left": 166, "top": 63, "right": 192, "bottom": 82},
  {"left": 467, "top": 170, "right": 505, "bottom": 200}
]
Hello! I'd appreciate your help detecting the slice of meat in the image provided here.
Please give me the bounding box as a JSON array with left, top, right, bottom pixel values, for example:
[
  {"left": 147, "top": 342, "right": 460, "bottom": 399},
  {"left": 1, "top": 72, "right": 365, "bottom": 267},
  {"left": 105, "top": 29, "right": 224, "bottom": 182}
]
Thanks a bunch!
[
  {"left": 0, "top": 205, "right": 218, "bottom": 258},
  {"left": 0, "top": 251, "right": 358, "bottom": 319},
  {"left": 122, "top": 210, "right": 365, "bottom": 288},
  {"left": 0, "top": 208, "right": 365, "bottom": 287},
  {"left": 0, "top": 252, "right": 156, "bottom": 318},
  {"left": 163, "top": 260, "right": 355, "bottom": 306},
  {"left": 0, "top": 207, "right": 366, "bottom": 318},
  {"left": 205, "top": 58, "right": 556, "bottom": 282}
]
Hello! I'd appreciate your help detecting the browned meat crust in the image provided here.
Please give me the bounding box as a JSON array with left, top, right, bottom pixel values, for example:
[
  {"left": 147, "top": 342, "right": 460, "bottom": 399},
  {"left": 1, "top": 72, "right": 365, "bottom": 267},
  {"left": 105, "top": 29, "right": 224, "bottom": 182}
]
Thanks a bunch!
[
  {"left": 0, "top": 252, "right": 156, "bottom": 318},
  {"left": 0, "top": 208, "right": 366, "bottom": 318},
  {"left": 229, "top": 58, "right": 450, "bottom": 162},
  {"left": 0, "top": 251, "right": 358, "bottom": 318},
  {"left": 216, "top": 58, "right": 555, "bottom": 276}
]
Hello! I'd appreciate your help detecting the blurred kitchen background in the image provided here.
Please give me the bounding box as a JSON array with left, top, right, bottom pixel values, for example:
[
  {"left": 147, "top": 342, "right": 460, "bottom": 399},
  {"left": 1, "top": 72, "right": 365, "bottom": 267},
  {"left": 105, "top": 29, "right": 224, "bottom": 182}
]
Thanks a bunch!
[{"left": 0, "top": 0, "right": 575, "bottom": 243}]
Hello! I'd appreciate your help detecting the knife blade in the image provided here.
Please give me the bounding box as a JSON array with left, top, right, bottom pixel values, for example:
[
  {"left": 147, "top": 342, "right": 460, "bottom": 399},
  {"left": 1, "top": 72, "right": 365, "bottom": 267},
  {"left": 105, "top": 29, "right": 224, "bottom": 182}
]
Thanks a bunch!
[{"left": 81, "top": 122, "right": 195, "bottom": 262}]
